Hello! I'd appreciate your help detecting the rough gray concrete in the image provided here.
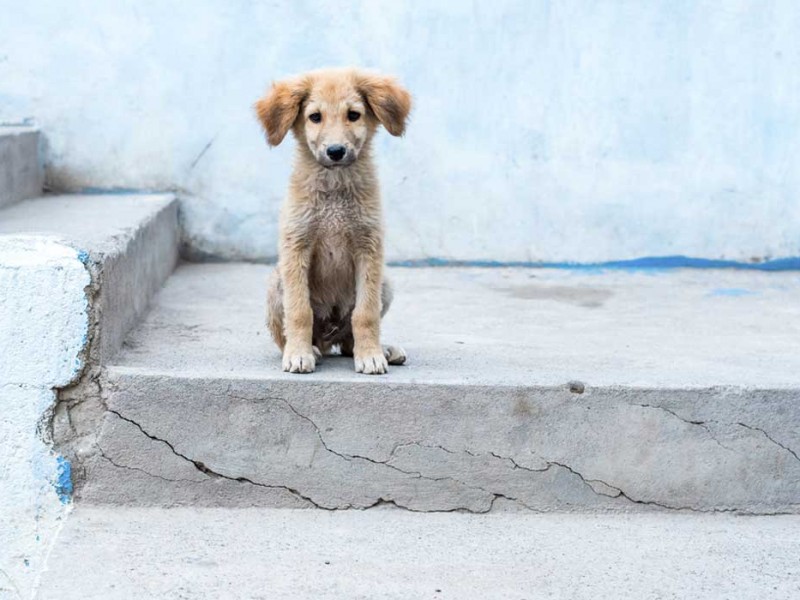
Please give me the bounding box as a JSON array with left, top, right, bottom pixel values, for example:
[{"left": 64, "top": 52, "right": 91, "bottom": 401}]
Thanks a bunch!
[
  {"left": 37, "top": 507, "right": 800, "bottom": 600},
  {"left": 0, "top": 193, "right": 179, "bottom": 362},
  {"left": 0, "top": 127, "right": 42, "bottom": 208},
  {"left": 0, "top": 193, "right": 180, "bottom": 513},
  {"left": 83, "top": 265, "right": 800, "bottom": 513}
]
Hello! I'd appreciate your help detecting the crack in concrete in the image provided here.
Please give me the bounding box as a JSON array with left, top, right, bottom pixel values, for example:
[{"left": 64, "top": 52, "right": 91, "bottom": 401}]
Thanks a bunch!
[
  {"left": 107, "top": 410, "right": 322, "bottom": 509},
  {"left": 97, "top": 445, "right": 206, "bottom": 484},
  {"left": 635, "top": 403, "right": 736, "bottom": 452},
  {"left": 636, "top": 403, "right": 799, "bottom": 463},
  {"left": 107, "top": 394, "right": 793, "bottom": 515},
  {"left": 545, "top": 460, "right": 739, "bottom": 513},
  {"left": 736, "top": 422, "right": 800, "bottom": 463},
  {"left": 234, "top": 396, "right": 743, "bottom": 512},
  {"left": 188, "top": 134, "right": 218, "bottom": 172},
  {"left": 278, "top": 400, "right": 517, "bottom": 511}
]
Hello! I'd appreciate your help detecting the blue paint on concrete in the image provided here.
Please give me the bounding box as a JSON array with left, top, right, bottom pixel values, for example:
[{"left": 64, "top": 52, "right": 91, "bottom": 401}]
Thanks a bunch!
[
  {"left": 710, "top": 288, "right": 758, "bottom": 297},
  {"left": 77, "top": 186, "right": 167, "bottom": 195},
  {"left": 388, "top": 255, "right": 800, "bottom": 272},
  {"left": 55, "top": 456, "right": 73, "bottom": 504}
]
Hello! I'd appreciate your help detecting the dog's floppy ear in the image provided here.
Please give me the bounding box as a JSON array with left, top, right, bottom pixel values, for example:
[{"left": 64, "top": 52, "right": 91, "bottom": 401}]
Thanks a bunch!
[
  {"left": 358, "top": 74, "right": 412, "bottom": 137},
  {"left": 254, "top": 76, "right": 309, "bottom": 146}
]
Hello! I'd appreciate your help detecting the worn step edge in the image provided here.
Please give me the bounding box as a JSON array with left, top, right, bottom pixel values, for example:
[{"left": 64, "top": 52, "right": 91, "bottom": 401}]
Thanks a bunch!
[
  {"left": 81, "top": 196, "right": 180, "bottom": 364},
  {"left": 80, "top": 370, "right": 800, "bottom": 514},
  {"left": 0, "top": 193, "right": 180, "bottom": 511}
]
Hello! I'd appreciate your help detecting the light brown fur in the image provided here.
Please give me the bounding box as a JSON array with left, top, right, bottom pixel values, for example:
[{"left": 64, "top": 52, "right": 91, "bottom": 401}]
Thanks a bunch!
[{"left": 255, "top": 68, "right": 411, "bottom": 374}]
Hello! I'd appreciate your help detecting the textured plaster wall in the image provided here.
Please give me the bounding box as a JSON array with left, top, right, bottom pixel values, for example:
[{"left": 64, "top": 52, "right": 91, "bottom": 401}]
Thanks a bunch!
[
  {"left": 1, "top": 1, "right": 799, "bottom": 263},
  {"left": 0, "top": 237, "right": 89, "bottom": 599}
]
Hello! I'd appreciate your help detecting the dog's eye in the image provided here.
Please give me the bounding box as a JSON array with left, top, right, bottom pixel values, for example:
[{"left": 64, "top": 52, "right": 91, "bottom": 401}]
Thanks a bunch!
[
  {"left": 347, "top": 111, "right": 361, "bottom": 122},
  {"left": 309, "top": 112, "right": 322, "bottom": 123}
]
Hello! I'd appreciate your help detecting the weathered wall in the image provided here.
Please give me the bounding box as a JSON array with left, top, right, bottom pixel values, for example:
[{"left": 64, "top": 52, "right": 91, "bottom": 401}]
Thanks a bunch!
[
  {"left": 0, "top": 238, "right": 88, "bottom": 598},
  {"left": 1, "top": 1, "right": 799, "bottom": 263}
]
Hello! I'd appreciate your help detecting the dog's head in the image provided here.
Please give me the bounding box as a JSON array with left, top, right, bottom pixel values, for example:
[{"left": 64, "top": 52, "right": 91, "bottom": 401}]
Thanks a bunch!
[{"left": 255, "top": 68, "right": 411, "bottom": 168}]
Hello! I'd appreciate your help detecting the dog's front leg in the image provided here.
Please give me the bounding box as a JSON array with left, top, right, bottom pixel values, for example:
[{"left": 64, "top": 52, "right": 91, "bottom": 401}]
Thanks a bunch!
[
  {"left": 352, "top": 251, "right": 388, "bottom": 375},
  {"left": 280, "top": 245, "right": 316, "bottom": 374}
]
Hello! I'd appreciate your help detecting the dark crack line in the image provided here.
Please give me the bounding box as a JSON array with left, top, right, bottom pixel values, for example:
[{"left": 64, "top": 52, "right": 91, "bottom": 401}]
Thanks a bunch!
[
  {"left": 547, "top": 460, "right": 738, "bottom": 513},
  {"left": 638, "top": 404, "right": 800, "bottom": 463},
  {"left": 278, "top": 400, "right": 507, "bottom": 508},
  {"left": 97, "top": 447, "right": 203, "bottom": 484},
  {"left": 635, "top": 404, "right": 736, "bottom": 452},
  {"left": 112, "top": 396, "right": 773, "bottom": 515},
  {"left": 737, "top": 422, "right": 800, "bottom": 463},
  {"left": 188, "top": 134, "right": 217, "bottom": 171},
  {"left": 111, "top": 406, "right": 500, "bottom": 512},
  {"left": 279, "top": 402, "right": 616, "bottom": 512},
  {"left": 108, "top": 409, "right": 325, "bottom": 509}
]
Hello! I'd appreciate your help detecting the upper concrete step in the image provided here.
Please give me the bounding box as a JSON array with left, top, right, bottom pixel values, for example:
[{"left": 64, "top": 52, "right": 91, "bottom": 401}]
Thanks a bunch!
[
  {"left": 0, "top": 126, "right": 43, "bottom": 208},
  {"left": 86, "top": 264, "right": 800, "bottom": 513},
  {"left": 37, "top": 507, "right": 800, "bottom": 600},
  {"left": 0, "top": 193, "right": 179, "bottom": 362}
]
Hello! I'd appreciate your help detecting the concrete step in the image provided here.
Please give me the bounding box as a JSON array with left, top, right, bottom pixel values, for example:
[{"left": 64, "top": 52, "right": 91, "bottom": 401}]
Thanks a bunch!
[
  {"left": 85, "top": 264, "right": 800, "bottom": 513},
  {"left": 0, "top": 193, "right": 179, "bottom": 363},
  {"left": 36, "top": 506, "right": 800, "bottom": 599},
  {"left": 0, "top": 126, "right": 43, "bottom": 209},
  {"left": 0, "top": 192, "right": 180, "bottom": 597}
]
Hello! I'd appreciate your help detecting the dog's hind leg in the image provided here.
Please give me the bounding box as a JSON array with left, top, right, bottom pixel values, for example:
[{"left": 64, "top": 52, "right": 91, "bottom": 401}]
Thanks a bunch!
[
  {"left": 267, "top": 269, "right": 286, "bottom": 351},
  {"left": 380, "top": 278, "right": 407, "bottom": 365},
  {"left": 341, "top": 278, "right": 406, "bottom": 365}
]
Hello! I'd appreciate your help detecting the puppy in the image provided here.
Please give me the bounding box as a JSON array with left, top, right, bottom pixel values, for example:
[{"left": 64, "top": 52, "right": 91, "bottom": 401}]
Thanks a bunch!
[{"left": 255, "top": 68, "right": 411, "bottom": 374}]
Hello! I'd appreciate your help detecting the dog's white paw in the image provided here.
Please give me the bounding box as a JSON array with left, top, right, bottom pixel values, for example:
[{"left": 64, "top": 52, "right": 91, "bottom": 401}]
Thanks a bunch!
[
  {"left": 355, "top": 350, "right": 388, "bottom": 375},
  {"left": 383, "top": 345, "right": 407, "bottom": 365},
  {"left": 282, "top": 346, "right": 317, "bottom": 374}
]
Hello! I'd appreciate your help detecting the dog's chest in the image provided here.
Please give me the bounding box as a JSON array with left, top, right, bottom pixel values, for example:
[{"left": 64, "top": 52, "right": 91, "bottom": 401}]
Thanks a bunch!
[
  {"left": 309, "top": 198, "right": 358, "bottom": 291},
  {"left": 312, "top": 196, "right": 357, "bottom": 240}
]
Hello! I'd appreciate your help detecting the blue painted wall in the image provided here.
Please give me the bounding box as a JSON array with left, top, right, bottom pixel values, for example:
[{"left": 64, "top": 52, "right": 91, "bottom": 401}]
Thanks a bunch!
[{"left": 1, "top": 1, "right": 798, "bottom": 263}]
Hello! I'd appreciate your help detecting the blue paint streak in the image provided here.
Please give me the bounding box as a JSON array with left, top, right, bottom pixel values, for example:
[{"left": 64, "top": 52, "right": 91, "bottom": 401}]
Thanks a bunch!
[
  {"left": 77, "top": 186, "right": 166, "bottom": 195},
  {"left": 388, "top": 255, "right": 800, "bottom": 272},
  {"left": 55, "top": 456, "right": 73, "bottom": 504},
  {"left": 710, "top": 288, "right": 757, "bottom": 297}
]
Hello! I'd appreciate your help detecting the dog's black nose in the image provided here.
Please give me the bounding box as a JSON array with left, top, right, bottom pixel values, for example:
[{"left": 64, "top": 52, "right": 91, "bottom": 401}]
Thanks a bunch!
[{"left": 326, "top": 145, "right": 346, "bottom": 162}]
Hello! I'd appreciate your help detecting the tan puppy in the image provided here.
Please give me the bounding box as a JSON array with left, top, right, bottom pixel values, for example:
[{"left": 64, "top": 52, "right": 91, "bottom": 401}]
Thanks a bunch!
[{"left": 255, "top": 68, "right": 411, "bottom": 374}]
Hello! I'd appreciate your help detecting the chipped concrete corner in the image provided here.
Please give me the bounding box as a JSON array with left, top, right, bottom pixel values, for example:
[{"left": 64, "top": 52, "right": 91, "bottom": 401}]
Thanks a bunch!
[
  {"left": 47, "top": 197, "right": 180, "bottom": 503},
  {"left": 0, "top": 236, "right": 90, "bottom": 598},
  {"left": 82, "top": 376, "right": 800, "bottom": 515}
]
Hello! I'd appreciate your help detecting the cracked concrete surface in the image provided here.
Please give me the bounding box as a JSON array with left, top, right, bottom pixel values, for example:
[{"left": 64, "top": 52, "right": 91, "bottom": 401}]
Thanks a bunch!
[
  {"left": 82, "top": 376, "right": 800, "bottom": 513},
  {"left": 78, "top": 265, "right": 800, "bottom": 513}
]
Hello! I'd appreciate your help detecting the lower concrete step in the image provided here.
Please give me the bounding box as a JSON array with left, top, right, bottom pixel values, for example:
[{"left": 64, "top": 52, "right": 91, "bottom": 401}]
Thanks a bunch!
[
  {"left": 0, "top": 126, "right": 43, "bottom": 208},
  {"left": 86, "top": 264, "right": 800, "bottom": 513},
  {"left": 36, "top": 507, "right": 800, "bottom": 599}
]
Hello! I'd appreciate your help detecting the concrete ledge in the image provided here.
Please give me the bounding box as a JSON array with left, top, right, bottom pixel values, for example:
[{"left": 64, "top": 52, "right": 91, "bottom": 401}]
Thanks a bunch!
[
  {"left": 0, "top": 237, "right": 90, "bottom": 598},
  {"left": 0, "top": 127, "right": 43, "bottom": 209},
  {"left": 37, "top": 507, "right": 800, "bottom": 600},
  {"left": 0, "top": 194, "right": 179, "bottom": 597},
  {"left": 0, "top": 193, "right": 179, "bottom": 362},
  {"left": 84, "top": 264, "right": 800, "bottom": 513}
]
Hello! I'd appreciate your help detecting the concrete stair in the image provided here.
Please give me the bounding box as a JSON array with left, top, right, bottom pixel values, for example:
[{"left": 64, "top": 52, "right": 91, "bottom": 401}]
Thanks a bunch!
[
  {"left": 3, "top": 128, "right": 800, "bottom": 598},
  {"left": 0, "top": 193, "right": 179, "bottom": 364},
  {"left": 35, "top": 507, "right": 800, "bottom": 600},
  {"left": 0, "top": 126, "right": 44, "bottom": 209},
  {"left": 80, "top": 263, "right": 800, "bottom": 513}
]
